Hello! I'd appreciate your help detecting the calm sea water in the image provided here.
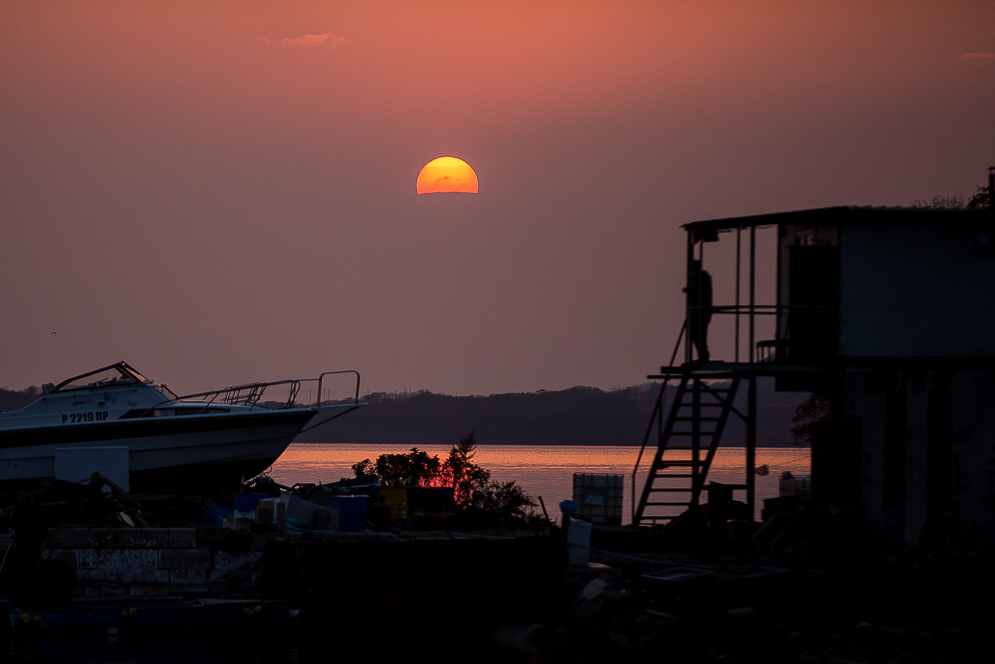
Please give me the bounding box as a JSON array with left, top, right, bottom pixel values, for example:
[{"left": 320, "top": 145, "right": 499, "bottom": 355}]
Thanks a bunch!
[{"left": 268, "top": 443, "right": 811, "bottom": 522}]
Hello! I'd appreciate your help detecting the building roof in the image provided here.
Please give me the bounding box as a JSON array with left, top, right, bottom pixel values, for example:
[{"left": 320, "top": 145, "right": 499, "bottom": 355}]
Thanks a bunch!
[{"left": 682, "top": 205, "right": 991, "bottom": 234}]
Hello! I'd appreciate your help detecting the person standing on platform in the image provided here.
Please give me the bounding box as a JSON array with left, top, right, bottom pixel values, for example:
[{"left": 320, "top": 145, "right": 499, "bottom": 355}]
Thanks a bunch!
[{"left": 685, "top": 259, "right": 713, "bottom": 362}]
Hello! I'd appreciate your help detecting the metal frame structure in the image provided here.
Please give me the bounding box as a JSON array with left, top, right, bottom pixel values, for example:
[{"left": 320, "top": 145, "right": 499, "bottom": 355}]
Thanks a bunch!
[{"left": 632, "top": 210, "right": 838, "bottom": 525}]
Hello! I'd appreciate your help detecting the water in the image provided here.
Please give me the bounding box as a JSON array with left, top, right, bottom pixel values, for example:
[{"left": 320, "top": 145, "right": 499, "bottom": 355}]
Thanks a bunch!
[{"left": 269, "top": 443, "right": 811, "bottom": 522}]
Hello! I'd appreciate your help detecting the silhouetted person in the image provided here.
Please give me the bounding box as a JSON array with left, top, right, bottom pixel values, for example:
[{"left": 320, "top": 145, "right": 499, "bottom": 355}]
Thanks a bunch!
[{"left": 685, "top": 259, "right": 712, "bottom": 362}]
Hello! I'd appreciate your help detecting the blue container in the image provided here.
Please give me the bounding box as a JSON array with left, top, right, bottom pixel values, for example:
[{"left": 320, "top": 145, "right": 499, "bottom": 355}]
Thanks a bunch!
[
  {"left": 234, "top": 493, "right": 266, "bottom": 517},
  {"left": 332, "top": 495, "right": 369, "bottom": 532},
  {"left": 205, "top": 504, "right": 233, "bottom": 526}
]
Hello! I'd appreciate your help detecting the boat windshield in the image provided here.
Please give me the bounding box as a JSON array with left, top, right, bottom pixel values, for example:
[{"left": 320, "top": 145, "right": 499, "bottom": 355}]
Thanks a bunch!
[{"left": 51, "top": 362, "right": 176, "bottom": 398}]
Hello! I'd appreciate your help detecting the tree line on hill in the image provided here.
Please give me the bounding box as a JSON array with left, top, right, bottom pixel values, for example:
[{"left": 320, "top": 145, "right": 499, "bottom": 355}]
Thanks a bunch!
[
  {"left": 306, "top": 381, "right": 805, "bottom": 447},
  {"left": 313, "top": 384, "right": 661, "bottom": 446},
  {"left": 0, "top": 386, "right": 42, "bottom": 412}
]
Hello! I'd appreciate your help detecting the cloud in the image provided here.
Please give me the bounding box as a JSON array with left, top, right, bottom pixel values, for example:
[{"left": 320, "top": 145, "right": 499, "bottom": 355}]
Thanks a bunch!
[
  {"left": 963, "top": 52, "right": 995, "bottom": 59},
  {"left": 279, "top": 33, "right": 345, "bottom": 48}
]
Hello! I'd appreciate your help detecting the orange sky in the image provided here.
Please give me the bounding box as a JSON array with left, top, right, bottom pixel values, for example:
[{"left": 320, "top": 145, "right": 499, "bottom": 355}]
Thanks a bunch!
[{"left": 1, "top": 1, "right": 993, "bottom": 396}]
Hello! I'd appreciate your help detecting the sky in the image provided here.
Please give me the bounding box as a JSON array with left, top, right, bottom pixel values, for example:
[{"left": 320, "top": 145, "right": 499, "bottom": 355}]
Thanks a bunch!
[{"left": 2, "top": 1, "right": 994, "bottom": 398}]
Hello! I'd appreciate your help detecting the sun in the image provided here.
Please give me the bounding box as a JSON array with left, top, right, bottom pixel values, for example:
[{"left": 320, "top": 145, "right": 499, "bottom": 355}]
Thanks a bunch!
[{"left": 416, "top": 156, "right": 479, "bottom": 194}]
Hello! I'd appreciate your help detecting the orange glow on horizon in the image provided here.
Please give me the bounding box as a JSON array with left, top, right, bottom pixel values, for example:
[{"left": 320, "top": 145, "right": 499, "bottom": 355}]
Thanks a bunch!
[{"left": 416, "top": 156, "right": 479, "bottom": 194}]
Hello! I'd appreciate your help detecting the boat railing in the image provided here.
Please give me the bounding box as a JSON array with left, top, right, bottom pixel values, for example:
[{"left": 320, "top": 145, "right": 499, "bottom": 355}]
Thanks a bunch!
[
  {"left": 171, "top": 370, "right": 362, "bottom": 411},
  {"left": 314, "top": 370, "right": 362, "bottom": 407}
]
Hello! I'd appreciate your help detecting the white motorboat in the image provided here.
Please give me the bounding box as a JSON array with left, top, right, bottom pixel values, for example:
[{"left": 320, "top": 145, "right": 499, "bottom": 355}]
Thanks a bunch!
[{"left": 0, "top": 362, "right": 364, "bottom": 493}]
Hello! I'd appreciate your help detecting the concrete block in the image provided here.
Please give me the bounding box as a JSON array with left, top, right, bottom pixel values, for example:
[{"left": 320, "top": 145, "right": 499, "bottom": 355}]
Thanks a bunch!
[
  {"left": 44, "top": 527, "right": 92, "bottom": 548},
  {"left": 77, "top": 548, "right": 160, "bottom": 579},
  {"left": 169, "top": 568, "right": 209, "bottom": 594},
  {"left": 196, "top": 526, "right": 228, "bottom": 542},
  {"left": 75, "top": 549, "right": 168, "bottom": 586},
  {"left": 134, "top": 568, "right": 171, "bottom": 586},
  {"left": 208, "top": 567, "right": 259, "bottom": 593},
  {"left": 168, "top": 528, "right": 197, "bottom": 548},
  {"left": 40, "top": 549, "right": 79, "bottom": 568},
  {"left": 222, "top": 516, "right": 255, "bottom": 531},
  {"left": 169, "top": 568, "right": 208, "bottom": 586},
  {"left": 91, "top": 528, "right": 170, "bottom": 549},
  {"left": 210, "top": 566, "right": 247, "bottom": 583},
  {"left": 213, "top": 549, "right": 262, "bottom": 572},
  {"left": 130, "top": 585, "right": 171, "bottom": 597},
  {"left": 73, "top": 569, "right": 96, "bottom": 582},
  {"left": 159, "top": 548, "right": 211, "bottom": 570}
]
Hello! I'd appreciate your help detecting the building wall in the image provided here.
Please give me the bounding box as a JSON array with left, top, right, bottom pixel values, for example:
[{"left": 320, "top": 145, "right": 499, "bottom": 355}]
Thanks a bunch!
[
  {"left": 838, "top": 217, "right": 995, "bottom": 358},
  {"left": 841, "top": 368, "right": 995, "bottom": 553},
  {"left": 950, "top": 370, "right": 995, "bottom": 552}
]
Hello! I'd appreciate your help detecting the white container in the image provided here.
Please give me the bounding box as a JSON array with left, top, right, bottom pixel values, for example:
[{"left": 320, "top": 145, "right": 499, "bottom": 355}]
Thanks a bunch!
[
  {"left": 573, "top": 473, "right": 623, "bottom": 525},
  {"left": 779, "top": 471, "right": 811, "bottom": 499},
  {"left": 567, "top": 518, "right": 592, "bottom": 566}
]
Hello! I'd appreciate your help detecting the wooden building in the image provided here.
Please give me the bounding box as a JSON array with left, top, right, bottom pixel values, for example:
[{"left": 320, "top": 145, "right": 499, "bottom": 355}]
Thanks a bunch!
[{"left": 634, "top": 203, "right": 995, "bottom": 552}]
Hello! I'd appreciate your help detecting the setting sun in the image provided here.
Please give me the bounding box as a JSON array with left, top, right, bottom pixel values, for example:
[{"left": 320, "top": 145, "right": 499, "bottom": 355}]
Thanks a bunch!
[{"left": 416, "top": 156, "right": 479, "bottom": 194}]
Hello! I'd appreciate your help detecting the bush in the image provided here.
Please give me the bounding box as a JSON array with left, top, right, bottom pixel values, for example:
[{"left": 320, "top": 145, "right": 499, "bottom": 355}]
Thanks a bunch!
[{"left": 352, "top": 431, "right": 536, "bottom": 521}]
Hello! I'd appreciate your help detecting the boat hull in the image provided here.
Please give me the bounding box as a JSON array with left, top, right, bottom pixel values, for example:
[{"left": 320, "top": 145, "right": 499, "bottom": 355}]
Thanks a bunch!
[{"left": 0, "top": 407, "right": 334, "bottom": 494}]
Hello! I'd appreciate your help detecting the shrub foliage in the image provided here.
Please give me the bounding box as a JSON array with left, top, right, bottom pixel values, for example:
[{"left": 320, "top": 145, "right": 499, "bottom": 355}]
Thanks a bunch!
[{"left": 351, "top": 431, "right": 536, "bottom": 519}]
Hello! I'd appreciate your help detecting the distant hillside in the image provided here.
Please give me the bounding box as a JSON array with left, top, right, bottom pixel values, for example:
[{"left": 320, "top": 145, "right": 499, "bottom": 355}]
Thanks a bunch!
[
  {"left": 304, "top": 380, "right": 807, "bottom": 448},
  {"left": 0, "top": 386, "right": 42, "bottom": 413},
  {"left": 307, "top": 384, "right": 658, "bottom": 446}
]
